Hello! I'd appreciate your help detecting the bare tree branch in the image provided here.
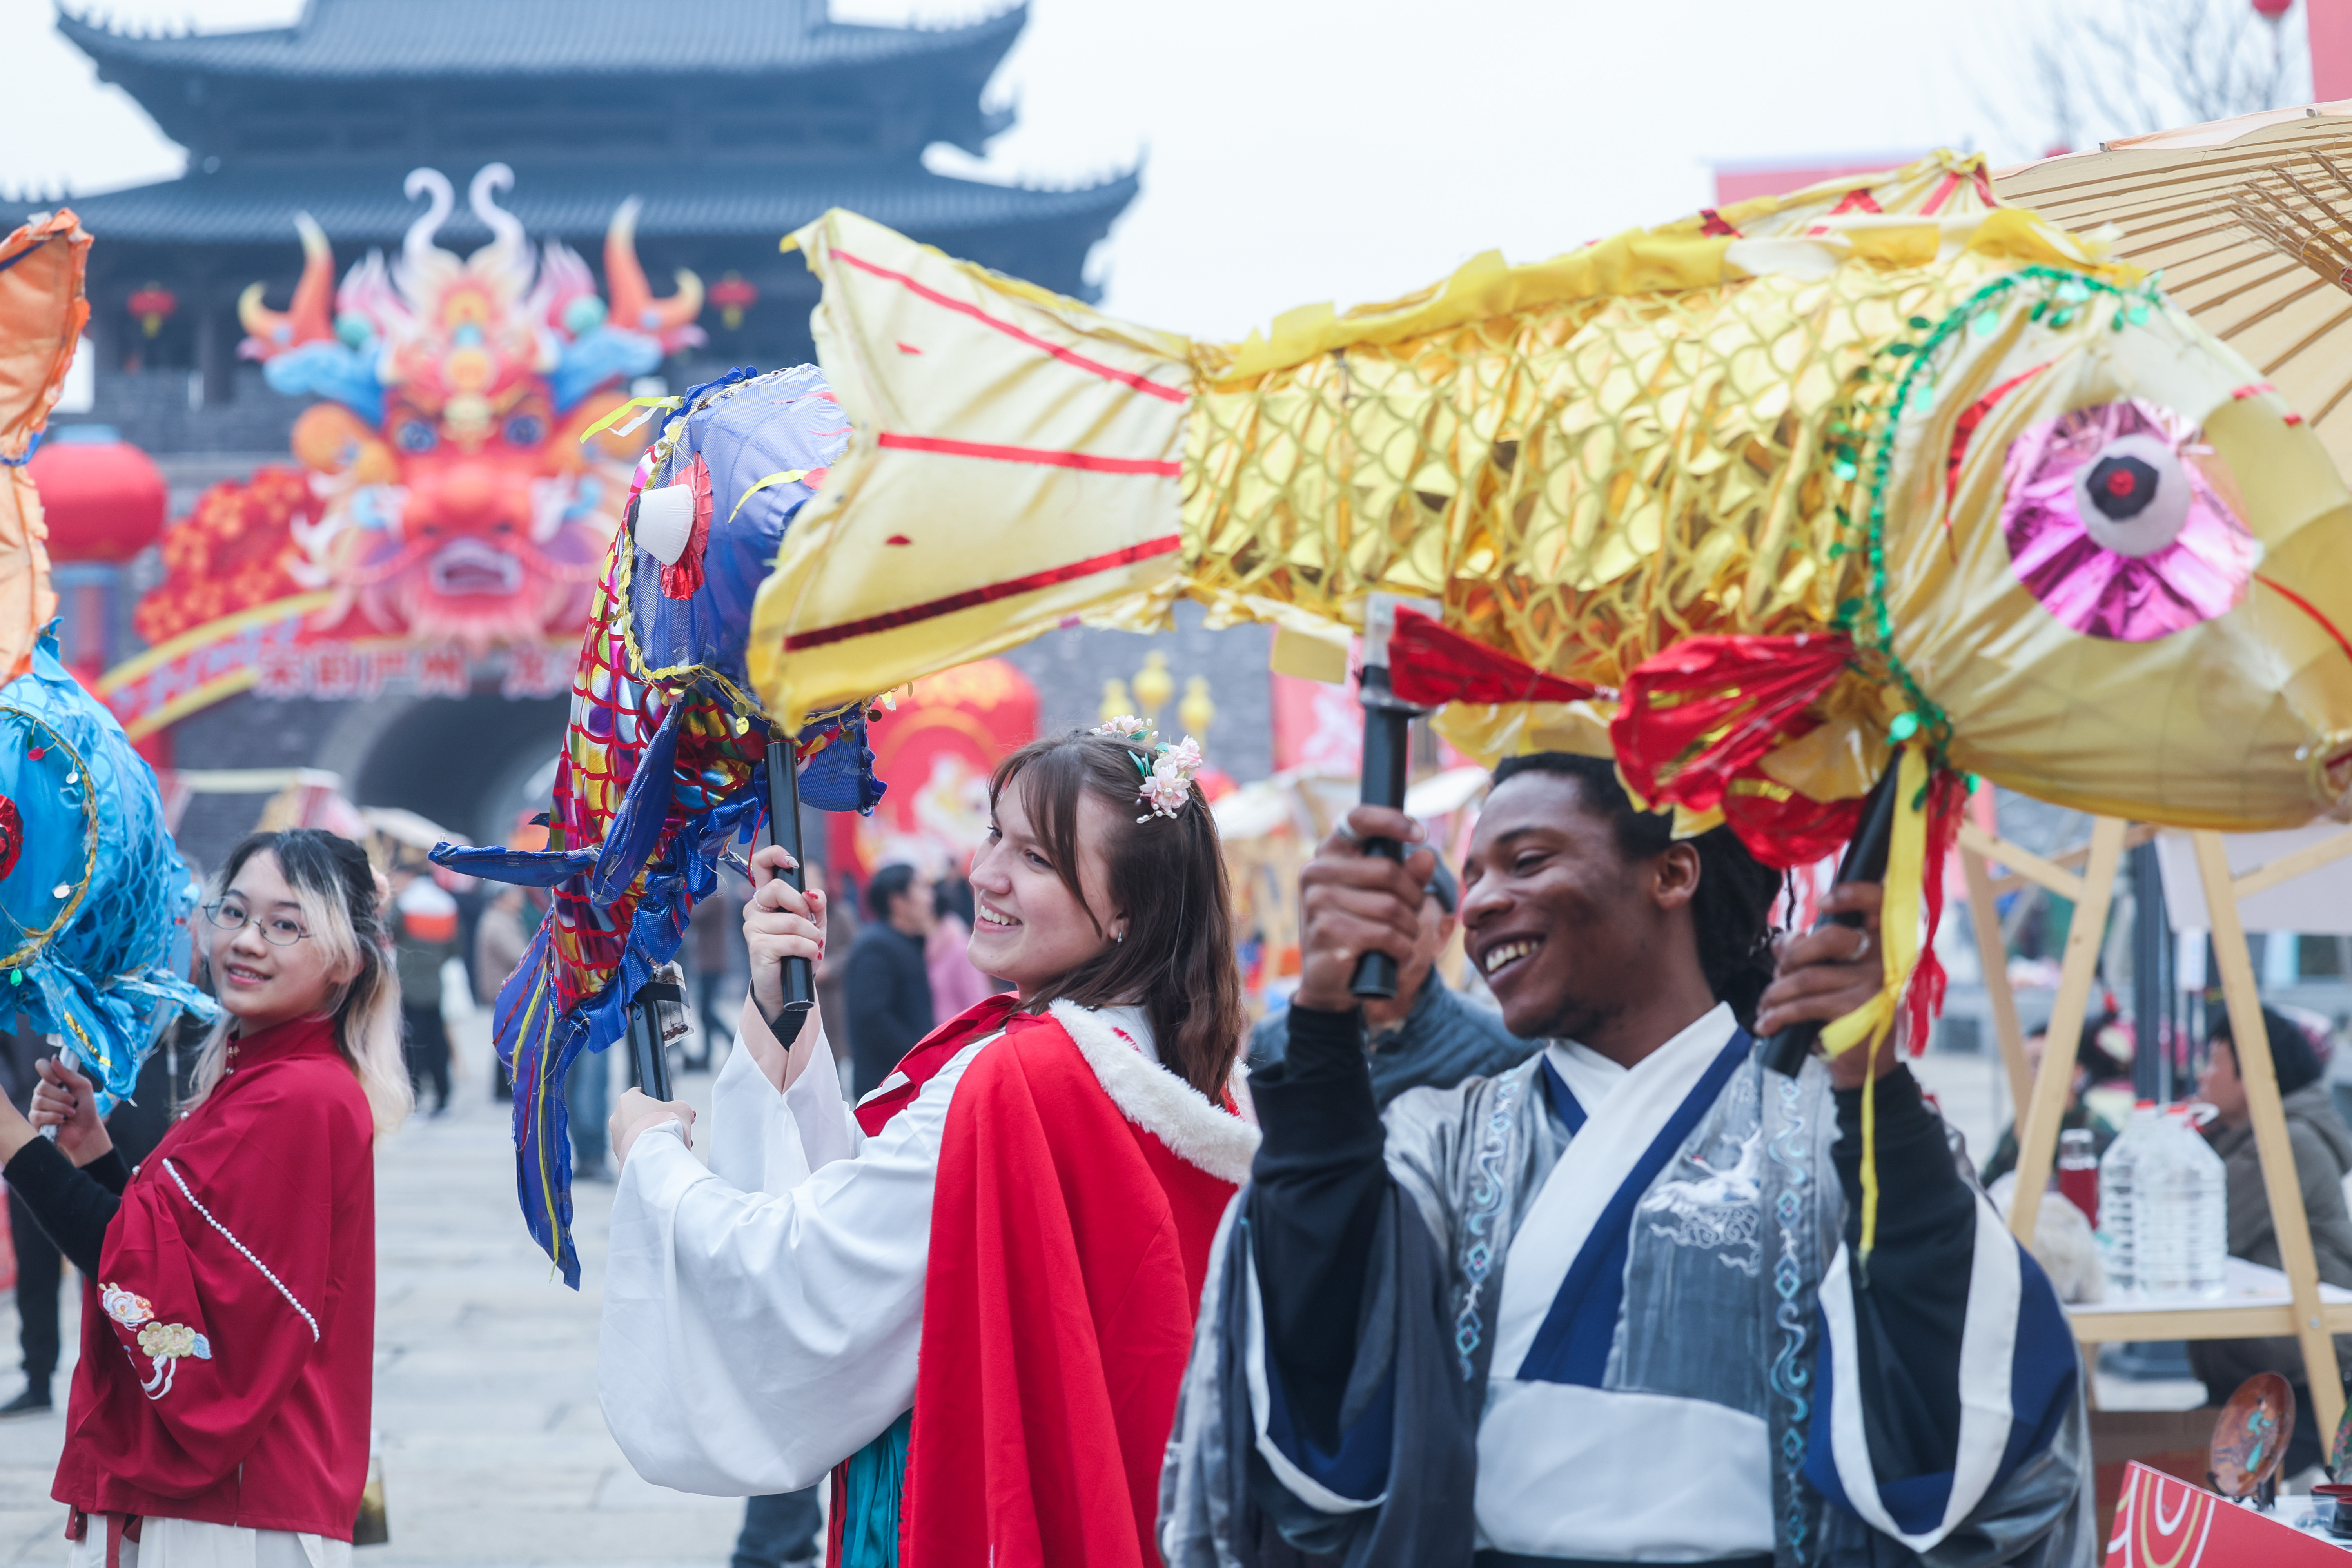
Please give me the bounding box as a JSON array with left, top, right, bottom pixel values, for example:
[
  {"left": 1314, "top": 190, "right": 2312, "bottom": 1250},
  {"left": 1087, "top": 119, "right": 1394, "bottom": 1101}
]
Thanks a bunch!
[{"left": 1994, "top": 0, "right": 2309, "bottom": 158}]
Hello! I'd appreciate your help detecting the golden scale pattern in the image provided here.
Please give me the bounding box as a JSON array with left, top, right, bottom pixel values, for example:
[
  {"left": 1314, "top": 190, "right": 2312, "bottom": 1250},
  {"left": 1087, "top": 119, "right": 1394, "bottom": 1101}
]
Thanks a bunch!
[{"left": 1178, "top": 256, "right": 2024, "bottom": 695}]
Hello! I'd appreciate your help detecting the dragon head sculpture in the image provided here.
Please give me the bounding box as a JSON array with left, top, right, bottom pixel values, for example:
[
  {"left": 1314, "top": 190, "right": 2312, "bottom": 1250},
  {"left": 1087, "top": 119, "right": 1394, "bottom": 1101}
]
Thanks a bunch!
[{"left": 197, "top": 164, "right": 703, "bottom": 652}]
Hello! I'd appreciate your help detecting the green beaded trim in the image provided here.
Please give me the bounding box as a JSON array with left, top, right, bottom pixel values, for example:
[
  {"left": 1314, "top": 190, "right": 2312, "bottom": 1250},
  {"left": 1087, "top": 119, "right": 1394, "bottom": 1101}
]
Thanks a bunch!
[{"left": 1833, "top": 263, "right": 2165, "bottom": 768}]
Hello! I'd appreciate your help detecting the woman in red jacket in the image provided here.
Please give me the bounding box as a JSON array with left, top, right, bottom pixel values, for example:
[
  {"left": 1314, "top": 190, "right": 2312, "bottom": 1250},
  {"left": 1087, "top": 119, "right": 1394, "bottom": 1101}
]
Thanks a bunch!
[{"left": 0, "top": 828, "right": 410, "bottom": 1568}]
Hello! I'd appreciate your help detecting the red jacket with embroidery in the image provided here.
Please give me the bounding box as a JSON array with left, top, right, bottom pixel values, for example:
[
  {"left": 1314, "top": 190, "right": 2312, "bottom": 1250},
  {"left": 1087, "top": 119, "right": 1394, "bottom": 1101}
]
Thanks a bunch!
[
  {"left": 904, "top": 1008, "right": 1250, "bottom": 1568},
  {"left": 52, "top": 1015, "right": 377, "bottom": 1538}
]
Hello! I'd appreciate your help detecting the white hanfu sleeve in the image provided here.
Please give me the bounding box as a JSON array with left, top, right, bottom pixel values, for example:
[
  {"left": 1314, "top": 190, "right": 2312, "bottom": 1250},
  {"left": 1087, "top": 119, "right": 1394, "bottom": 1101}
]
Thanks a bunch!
[
  {"left": 597, "top": 1031, "right": 994, "bottom": 1495},
  {"left": 704, "top": 1024, "right": 860, "bottom": 1194}
]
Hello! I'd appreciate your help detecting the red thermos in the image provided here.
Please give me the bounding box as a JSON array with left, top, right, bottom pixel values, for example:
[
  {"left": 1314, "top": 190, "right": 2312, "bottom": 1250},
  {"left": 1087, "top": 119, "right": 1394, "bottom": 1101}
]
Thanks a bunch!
[{"left": 2057, "top": 1127, "right": 2099, "bottom": 1229}]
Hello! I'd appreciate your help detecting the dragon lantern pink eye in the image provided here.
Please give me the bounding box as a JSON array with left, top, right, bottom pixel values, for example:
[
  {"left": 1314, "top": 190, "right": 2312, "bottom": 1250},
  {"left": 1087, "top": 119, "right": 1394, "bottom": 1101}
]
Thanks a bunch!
[
  {"left": 2073, "top": 433, "right": 2187, "bottom": 557},
  {"left": 1998, "top": 397, "right": 2259, "bottom": 642}
]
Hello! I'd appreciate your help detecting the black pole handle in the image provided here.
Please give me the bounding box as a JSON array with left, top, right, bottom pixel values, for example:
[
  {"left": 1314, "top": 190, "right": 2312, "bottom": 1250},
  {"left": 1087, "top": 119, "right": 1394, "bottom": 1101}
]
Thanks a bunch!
[
  {"left": 1350, "top": 668, "right": 1416, "bottom": 1001},
  {"left": 628, "top": 981, "right": 674, "bottom": 1104},
  {"left": 1759, "top": 765, "right": 1905, "bottom": 1076},
  {"left": 757, "top": 737, "right": 816, "bottom": 1048}
]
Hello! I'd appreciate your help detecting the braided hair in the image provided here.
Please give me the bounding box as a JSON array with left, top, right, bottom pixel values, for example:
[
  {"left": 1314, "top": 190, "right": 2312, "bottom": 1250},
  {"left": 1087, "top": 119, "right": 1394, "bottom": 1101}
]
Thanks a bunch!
[{"left": 1489, "top": 753, "right": 1785, "bottom": 1031}]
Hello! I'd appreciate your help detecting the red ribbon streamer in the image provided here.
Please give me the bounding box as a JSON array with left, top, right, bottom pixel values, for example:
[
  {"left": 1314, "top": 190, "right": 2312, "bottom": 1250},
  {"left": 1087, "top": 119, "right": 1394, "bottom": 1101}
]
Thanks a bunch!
[{"left": 1383, "top": 607, "right": 1597, "bottom": 708}]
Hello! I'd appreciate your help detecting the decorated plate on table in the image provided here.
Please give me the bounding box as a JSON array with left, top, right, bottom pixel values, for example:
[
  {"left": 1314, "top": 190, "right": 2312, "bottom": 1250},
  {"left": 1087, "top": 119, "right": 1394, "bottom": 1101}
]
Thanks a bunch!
[{"left": 2211, "top": 1371, "right": 2296, "bottom": 1500}]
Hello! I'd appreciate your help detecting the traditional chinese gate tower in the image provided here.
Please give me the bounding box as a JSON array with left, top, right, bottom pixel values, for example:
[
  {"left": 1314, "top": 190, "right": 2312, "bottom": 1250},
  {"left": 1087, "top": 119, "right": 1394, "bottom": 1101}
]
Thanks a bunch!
[
  {"left": 30, "top": 0, "right": 1131, "bottom": 432},
  {"left": 11, "top": 0, "right": 1140, "bottom": 867}
]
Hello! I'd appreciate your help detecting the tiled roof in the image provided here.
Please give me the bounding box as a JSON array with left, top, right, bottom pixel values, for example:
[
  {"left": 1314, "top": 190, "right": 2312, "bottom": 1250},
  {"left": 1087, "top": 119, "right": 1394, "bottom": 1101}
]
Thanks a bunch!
[
  {"left": 15, "top": 161, "right": 1137, "bottom": 247},
  {"left": 57, "top": 0, "right": 1024, "bottom": 80}
]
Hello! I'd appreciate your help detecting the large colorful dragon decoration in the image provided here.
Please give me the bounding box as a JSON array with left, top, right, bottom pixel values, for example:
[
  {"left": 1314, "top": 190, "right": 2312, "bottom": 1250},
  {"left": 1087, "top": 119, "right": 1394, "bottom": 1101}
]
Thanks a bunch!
[
  {"left": 132, "top": 164, "right": 699, "bottom": 657},
  {"left": 56, "top": 164, "right": 892, "bottom": 1276}
]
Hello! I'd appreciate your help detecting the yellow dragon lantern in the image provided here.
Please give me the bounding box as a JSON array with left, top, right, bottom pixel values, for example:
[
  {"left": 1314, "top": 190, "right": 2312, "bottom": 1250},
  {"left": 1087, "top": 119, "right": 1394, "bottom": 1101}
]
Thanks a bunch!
[
  {"left": 752, "top": 152, "right": 2352, "bottom": 856},
  {"left": 739, "top": 150, "right": 2352, "bottom": 1255}
]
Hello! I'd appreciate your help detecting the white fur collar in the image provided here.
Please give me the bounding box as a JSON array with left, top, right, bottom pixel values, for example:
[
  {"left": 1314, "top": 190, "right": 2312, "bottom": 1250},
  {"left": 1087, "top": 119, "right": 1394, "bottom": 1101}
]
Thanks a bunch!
[{"left": 1048, "top": 1000, "right": 1260, "bottom": 1184}]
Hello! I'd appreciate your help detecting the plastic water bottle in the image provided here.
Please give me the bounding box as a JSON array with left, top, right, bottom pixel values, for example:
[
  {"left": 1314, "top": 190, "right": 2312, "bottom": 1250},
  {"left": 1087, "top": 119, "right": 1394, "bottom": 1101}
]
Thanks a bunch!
[
  {"left": 2133, "top": 1107, "right": 2229, "bottom": 1299},
  {"left": 2098, "top": 1102, "right": 2158, "bottom": 1295},
  {"left": 2174, "top": 1107, "right": 2229, "bottom": 1299}
]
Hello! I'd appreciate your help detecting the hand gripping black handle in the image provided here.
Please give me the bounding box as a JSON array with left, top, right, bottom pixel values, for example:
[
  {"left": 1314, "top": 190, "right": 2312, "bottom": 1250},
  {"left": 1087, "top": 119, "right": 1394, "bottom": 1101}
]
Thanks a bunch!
[
  {"left": 1349, "top": 666, "right": 1416, "bottom": 1001},
  {"left": 1758, "top": 765, "right": 1903, "bottom": 1077},
  {"left": 757, "top": 737, "right": 817, "bottom": 1049}
]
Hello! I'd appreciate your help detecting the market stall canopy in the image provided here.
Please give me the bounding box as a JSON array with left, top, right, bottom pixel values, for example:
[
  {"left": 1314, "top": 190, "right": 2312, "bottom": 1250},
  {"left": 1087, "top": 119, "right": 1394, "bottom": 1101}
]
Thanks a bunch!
[
  {"left": 363, "top": 805, "right": 467, "bottom": 853},
  {"left": 1404, "top": 764, "right": 1492, "bottom": 820},
  {"left": 1998, "top": 103, "right": 2352, "bottom": 481}
]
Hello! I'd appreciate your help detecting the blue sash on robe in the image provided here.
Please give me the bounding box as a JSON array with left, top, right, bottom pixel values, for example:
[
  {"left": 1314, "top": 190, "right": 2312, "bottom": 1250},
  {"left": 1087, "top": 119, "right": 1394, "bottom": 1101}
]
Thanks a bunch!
[
  {"left": 1264, "top": 1032, "right": 1751, "bottom": 1499},
  {"left": 1514, "top": 1033, "right": 1750, "bottom": 1385}
]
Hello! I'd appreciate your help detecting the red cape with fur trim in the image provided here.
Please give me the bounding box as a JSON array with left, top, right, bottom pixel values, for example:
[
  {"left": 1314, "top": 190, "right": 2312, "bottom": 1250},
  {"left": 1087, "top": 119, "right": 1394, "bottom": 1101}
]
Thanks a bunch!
[{"left": 904, "top": 1004, "right": 1254, "bottom": 1568}]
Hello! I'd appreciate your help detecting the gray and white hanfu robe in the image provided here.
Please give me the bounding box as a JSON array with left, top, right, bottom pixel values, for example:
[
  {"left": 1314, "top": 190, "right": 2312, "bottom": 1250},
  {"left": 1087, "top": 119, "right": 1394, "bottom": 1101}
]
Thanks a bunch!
[{"left": 1160, "top": 1002, "right": 2092, "bottom": 1568}]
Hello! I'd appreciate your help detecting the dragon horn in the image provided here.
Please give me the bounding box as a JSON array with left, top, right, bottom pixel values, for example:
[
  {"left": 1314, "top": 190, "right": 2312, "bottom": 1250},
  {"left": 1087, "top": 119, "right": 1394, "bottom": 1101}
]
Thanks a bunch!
[
  {"left": 237, "top": 211, "right": 336, "bottom": 352},
  {"left": 403, "top": 167, "right": 456, "bottom": 278},
  {"left": 603, "top": 197, "right": 702, "bottom": 335},
  {"left": 656, "top": 267, "right": 704, "bottom": 335},
  {"left": 604, "top": 197, "right": 653, "bottom": 332},
  {"left": 468, "top": 163, "right": 526, "bottom": 265}
]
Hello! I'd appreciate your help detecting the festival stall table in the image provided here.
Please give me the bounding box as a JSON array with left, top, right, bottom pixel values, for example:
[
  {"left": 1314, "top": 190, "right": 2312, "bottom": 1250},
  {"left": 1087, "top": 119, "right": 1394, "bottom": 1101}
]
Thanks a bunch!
[
  {"left": 1965, "top": 801, "right": 2352, "bottom": 1441},
  {"left": 2068, "top": 1256, "right": 2352, "bottom": 1346}
]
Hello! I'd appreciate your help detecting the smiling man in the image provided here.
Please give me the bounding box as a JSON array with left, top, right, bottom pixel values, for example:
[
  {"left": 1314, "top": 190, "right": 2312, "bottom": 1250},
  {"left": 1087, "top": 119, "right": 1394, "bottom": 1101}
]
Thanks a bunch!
[{"left": 1162, "top": 753, "right": 2089, "bottom": 1568}]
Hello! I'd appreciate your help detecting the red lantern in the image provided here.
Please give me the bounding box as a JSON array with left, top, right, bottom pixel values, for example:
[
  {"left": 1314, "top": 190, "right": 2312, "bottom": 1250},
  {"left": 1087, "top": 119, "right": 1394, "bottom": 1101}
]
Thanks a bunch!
[
  {"left": 2253, "top": 0, "right": 2293, "bottom": 18},
  {"left": 709, "top": 272, "right": 758, "bottom": 331},
  {"left": 127, "top": 282, "right": 177, "bottom": 338},
  {"left": 25, "top": 428, "right": 168, "bottom": 563}
]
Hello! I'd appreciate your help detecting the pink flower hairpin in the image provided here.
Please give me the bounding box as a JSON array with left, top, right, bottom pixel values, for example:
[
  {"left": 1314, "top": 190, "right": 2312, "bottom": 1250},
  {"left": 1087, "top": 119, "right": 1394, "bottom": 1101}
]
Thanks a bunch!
[{"left": 1094, "top": 717, "right": 1206, "bottom": 822}]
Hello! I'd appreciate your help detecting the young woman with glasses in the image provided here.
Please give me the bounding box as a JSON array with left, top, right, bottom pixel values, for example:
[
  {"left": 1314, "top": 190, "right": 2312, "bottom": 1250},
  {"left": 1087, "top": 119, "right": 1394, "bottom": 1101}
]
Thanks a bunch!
[{"left": 0, "top": 828, "right": 409, "bottom": 1568}]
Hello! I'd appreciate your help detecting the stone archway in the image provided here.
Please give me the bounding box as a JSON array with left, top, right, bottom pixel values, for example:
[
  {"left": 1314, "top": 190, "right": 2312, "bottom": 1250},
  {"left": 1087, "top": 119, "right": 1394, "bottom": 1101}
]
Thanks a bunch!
[{"left": 350, "top": 691, "right": 568, "bottom": 848}]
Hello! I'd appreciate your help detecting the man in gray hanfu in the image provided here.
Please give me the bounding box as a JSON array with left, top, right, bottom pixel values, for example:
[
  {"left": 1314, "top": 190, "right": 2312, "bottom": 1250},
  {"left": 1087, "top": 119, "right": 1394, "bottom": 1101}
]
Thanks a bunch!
[{"left": 1161, "top": 753, "right": 2090, "bottom": 1568}]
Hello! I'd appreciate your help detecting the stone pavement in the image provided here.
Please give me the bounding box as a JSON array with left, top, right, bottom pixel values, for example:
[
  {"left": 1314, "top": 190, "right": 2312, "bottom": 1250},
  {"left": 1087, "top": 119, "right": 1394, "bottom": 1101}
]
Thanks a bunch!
[{"left": 0, "top": 1014, "right": 753, "bottom": 1568}]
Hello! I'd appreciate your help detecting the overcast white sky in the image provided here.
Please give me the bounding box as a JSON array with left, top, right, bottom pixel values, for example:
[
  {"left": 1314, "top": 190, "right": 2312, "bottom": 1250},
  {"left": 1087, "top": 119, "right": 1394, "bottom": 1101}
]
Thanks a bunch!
[{"left": 0, "top": 0, "right": 2313, "bottom": 340}]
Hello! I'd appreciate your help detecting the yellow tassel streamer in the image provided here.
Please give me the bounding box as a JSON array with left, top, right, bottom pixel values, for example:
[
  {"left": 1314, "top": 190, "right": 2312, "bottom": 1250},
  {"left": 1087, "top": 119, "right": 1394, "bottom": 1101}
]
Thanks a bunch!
[
  {"left": 1818, "top": 739, "right": 1931, "bottom": 1265},
  {"left": 728, "top": 468, "right": 811, "bottom": 527},
  {"left": 577, "top": 394, "right": 682, "bottom": 444}
]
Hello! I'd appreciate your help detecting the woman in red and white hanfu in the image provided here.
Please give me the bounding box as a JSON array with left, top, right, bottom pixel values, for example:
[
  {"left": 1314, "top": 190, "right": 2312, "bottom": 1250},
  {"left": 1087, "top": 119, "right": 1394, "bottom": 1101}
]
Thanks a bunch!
[
  {"left": 601, "top": 723, "right": 1259, "bottom": 1568},
  {"left": 0, "top": 829, "right": 411, "bottom": 1568}
]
